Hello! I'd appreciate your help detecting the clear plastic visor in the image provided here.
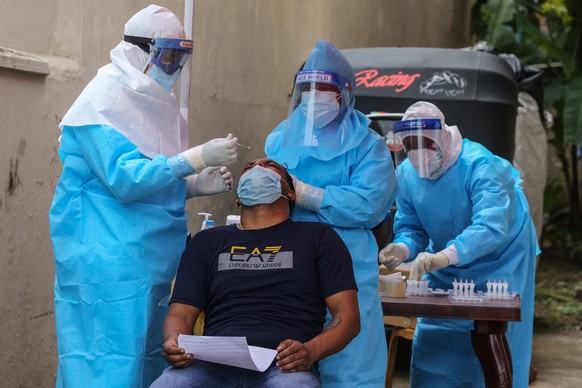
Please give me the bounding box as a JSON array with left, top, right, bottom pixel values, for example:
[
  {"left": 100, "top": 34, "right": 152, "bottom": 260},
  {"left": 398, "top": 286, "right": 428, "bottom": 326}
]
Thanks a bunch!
[
  {"left": 150, "top": 38, "right": 193, "bottom": 75},
  {"left": 282, "top": 70, "right": 349, "bottom": 148},
  {"left": 393, "top": 119, "right": 444, "bottom": 177}
]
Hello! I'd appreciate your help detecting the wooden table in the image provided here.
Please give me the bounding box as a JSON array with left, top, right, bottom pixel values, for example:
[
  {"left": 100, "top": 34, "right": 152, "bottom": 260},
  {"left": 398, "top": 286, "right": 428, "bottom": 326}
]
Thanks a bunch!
[{"left": 380, "top": 294, "right": 521, "bottom": 388}]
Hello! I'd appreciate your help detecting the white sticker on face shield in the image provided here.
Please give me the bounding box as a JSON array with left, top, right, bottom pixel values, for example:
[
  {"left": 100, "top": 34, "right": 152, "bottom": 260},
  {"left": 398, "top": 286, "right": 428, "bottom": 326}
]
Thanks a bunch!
[{"left": 296, "top": 73, "right": 333, "bottom": 83}]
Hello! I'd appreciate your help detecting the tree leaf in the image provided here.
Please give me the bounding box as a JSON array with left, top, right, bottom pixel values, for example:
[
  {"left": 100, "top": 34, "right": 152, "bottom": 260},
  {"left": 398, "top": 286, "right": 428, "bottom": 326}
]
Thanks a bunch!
[
  {"left": 485, "top": 0, "right": 516, "bottom": 44},
  {"left": 564, "top": 73, "right": 582, "bottom": 143}
]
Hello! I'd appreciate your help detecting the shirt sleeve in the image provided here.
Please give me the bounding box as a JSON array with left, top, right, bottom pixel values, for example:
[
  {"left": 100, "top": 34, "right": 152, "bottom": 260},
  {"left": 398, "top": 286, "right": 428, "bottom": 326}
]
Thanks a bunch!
[
  {"left": 171, "top": 233, "right": 209, "bottom": 309},
  {"left": 71, "top": 124, "right": 181, "bottom": 202}
]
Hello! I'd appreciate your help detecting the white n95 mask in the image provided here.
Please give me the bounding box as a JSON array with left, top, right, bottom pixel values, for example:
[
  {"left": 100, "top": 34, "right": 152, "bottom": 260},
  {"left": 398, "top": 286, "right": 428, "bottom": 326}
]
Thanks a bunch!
[
  {"left": 300, "top": 90, "right": 340, "bottom": 129},
  {"left": 237, "top": 166, "right": 286, "bottom": 206},
  {"left": 407, "top": 149, "right": 442, "bottom": 179}
]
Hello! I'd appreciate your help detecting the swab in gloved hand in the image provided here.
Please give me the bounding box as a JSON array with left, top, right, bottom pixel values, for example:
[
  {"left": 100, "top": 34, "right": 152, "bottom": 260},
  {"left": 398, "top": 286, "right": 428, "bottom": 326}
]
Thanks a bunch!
[
  {"left": 409, "top": 252, "right": 449, "bottom": 281},
  {"left": 181, "top": 133, "right": 238, "bottom": 172}
]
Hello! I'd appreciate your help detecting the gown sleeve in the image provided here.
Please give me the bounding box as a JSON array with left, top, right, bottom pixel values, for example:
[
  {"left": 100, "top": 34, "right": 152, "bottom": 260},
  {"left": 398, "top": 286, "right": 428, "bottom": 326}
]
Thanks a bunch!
[
  {"left": 392, "top": 169, "right": 430, "bottom": 261},
  {"left": 71, "top": 124, "right": 182, "bottom": 203},
  {"left": 451, "top": 157, "right": 513, "bottom": 265},
  {"left": 318, "top": 139, "right": 399, "bottom": 229}
]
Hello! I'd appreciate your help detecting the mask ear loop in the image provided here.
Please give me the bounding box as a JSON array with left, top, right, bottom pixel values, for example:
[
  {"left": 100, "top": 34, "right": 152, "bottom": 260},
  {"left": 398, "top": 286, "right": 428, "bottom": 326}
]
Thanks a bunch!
[{"left": 279, "top": 178, "right": 291, "bottom": 201}]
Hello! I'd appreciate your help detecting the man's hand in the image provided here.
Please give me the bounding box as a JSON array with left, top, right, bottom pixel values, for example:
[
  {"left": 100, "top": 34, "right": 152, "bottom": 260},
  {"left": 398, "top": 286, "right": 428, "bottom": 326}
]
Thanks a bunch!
[
  {"left": 161, "top": 336, "right": 193, "bottom": 368},
  {"left": 275, "top": 339, "right": 316, "bottom": 372}
]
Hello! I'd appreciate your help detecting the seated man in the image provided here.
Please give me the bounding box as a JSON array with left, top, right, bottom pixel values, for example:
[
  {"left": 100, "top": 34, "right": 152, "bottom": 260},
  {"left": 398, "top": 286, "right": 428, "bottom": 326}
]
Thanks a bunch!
[{"left": 150, "top": 158, "right": 360, "bottom": 387}]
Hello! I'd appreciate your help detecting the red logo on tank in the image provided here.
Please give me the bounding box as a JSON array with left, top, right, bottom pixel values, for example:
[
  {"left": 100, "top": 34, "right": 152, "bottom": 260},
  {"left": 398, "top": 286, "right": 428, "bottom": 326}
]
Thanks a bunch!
[{"left": 355, "top": 69, "right": 421, "bottom": 92}]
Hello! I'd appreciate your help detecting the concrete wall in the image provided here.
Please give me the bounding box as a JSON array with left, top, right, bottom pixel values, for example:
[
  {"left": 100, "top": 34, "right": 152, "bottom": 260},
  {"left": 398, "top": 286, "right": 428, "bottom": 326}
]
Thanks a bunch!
[{"left": 0, "top": 0, "right": 473, "bottom": 385}]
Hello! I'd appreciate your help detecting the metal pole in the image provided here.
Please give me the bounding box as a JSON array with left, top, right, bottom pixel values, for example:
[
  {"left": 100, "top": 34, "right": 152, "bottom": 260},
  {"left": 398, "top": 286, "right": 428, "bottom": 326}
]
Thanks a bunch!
[{"left": 180, "top": 0, "right": 194, "bottom": 122}]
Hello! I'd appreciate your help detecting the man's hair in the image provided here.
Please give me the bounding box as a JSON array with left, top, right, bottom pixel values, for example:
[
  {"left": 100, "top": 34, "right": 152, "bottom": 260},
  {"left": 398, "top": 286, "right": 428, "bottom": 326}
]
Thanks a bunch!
[{"left": 281, "top": 167, "right": 295, "bottom": 214}]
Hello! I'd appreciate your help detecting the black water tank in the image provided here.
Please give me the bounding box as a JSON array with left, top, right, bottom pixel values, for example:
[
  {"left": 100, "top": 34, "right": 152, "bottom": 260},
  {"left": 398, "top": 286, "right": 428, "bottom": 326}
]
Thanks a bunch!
[{"left": 342, "top": 47, "right": 518, "bottom": 161}]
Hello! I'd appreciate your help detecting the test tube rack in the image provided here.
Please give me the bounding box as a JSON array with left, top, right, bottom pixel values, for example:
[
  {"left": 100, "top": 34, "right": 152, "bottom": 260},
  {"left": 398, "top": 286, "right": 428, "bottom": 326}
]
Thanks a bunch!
[
  {"left": 406, "top": 280, "right": 430, "bottom": 296},
  {"left": 448, "top": 278, "right": 485, "bottom": 303}
]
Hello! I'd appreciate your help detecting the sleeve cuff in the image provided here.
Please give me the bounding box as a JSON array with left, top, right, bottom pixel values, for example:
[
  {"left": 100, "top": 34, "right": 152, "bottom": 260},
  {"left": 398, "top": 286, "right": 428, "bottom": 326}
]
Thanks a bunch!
[
  {"left": 168, "top": 154, "right": 196, "bottom": 179},
  {"left": 299, "top": 185, "right": 324, "bottom": 213},
  {"left": 440, "top": 244, "right": 459, "bottom": 265},
  {"left": 395, "top": 242, "right": 411, "bottom": 261}
]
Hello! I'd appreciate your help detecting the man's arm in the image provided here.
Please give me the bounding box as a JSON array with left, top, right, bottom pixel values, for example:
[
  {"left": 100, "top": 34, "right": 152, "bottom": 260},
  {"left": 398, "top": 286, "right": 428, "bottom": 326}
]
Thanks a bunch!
[
  {"left": 275, "top": 289, "right": 360, "bottom": 372},
  {"left": 161, "top": 302, "right": 202, "bottom": 368}
]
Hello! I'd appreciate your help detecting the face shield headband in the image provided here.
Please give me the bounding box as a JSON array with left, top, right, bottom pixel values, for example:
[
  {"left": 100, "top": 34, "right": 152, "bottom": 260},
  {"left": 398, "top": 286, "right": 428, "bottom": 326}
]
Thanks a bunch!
[
  {"left": 295, "top": 70, "right": 351, "bottom": 95},
  {"left": 393, "top": 119, "right": 442, "bottom": 149},
  {"left": 392, "top": 118, "right": 445, "bottom": 178},
  {"left": 124, "top": 35, "right": 193, "bottom": 75},
  {"left": 393, "top": 118, "right": 442, "bottom": 133}
]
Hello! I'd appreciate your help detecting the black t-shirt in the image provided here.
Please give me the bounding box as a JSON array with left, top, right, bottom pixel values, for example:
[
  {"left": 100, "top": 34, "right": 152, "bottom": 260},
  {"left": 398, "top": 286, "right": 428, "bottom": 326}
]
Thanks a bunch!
[{"left": 171, "top": 219, "right": 357, "bottom": 349}]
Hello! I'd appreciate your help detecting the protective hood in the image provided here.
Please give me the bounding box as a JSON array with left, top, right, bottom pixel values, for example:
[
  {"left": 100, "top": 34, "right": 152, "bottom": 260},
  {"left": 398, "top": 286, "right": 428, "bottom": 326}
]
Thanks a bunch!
[
  {"left": 394, "top": 101, "right": 462, "bottom": 179},
  {"left": 266, "top": 40, "right": 370, "bottom": 167},
  {"left": 59, "top": 5, "right": 189, "bottom": 158}
]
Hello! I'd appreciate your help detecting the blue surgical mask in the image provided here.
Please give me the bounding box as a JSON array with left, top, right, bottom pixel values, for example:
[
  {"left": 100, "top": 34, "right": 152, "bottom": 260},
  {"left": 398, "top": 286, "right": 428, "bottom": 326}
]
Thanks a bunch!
[
  {"left": 146, "top": 64, "right": 180, "bottom": 91},
  {"left": 237, "top": 166, "right": 285, "bottom": 206},
  {"left": 300, "top": 90, "right": 340, "bottom": 128}
]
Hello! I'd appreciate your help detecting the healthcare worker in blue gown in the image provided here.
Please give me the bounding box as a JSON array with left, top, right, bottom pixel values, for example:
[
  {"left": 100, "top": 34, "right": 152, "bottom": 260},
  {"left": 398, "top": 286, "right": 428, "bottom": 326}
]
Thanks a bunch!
[
  {"left": 49, "top": 5, "right": 239, "bottom": 388},
  {"left": 379, "top": 101, "right": 537, "bottom": 388},
  {"left": 265, "top": 40, "right": 399, "bottom": 387}
]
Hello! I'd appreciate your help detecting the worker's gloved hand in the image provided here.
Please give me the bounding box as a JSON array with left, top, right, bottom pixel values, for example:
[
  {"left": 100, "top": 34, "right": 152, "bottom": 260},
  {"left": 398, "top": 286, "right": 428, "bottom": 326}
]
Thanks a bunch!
[
  {"left": 186, "top": 166, "right": 233, "bottom": 198},
  {"left": 292, "top": 175, "right": 324, "bottom": 213},
  {"left": 379, "top": 243, "right": 409, "bottom": 270},
  {"left": 181, "top": 133, "right": 238, "bottom": 172},
  {"left": 409, "top": 252, "right": 449, "bottom": 281}
]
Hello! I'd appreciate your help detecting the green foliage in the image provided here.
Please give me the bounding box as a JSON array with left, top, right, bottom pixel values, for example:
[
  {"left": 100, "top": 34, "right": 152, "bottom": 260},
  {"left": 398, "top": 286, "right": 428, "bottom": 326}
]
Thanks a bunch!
[
  {"left": 474, "top": 0, "right": 582, "bottom": 250},
  {"left": 564, "top": 74, "right": 582, "bottom": 143},
  {"left": 534, "top": 257, "right": 582, "bottom": 330},
  {"left": 476, "top": 0, "right": 581, "bottom": 142},
  {"left": 482, "top": 0, "right": 516, "bottom": 48}
]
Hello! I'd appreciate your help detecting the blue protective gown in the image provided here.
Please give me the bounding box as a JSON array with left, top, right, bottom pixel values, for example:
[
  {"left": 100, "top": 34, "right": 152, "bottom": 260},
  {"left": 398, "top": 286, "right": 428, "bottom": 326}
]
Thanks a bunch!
[
  {"left": 394, "top": 139, "right": 537, "bottom": 388},
  {"left": 49, "top": 125, "right": 187, "bottom": 387},
  {"left": 266, "top": 112, "right": 398, "bottom": 387}
]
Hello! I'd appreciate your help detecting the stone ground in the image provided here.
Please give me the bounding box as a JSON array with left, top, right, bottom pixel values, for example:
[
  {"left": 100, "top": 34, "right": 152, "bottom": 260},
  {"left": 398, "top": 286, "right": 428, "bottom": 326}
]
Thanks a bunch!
[
  {"left": 389, "top": 323, "right": 582, "bottom": 387},
  {"left": 389, "top": 249, "right": 582, "bottom": 387}
]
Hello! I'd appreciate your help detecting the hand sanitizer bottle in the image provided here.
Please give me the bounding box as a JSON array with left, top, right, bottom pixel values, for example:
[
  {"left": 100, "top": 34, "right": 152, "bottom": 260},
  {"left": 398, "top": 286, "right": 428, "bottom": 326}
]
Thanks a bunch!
[{"left": 198, "top": 212, "right": 214, "bottom": 231}]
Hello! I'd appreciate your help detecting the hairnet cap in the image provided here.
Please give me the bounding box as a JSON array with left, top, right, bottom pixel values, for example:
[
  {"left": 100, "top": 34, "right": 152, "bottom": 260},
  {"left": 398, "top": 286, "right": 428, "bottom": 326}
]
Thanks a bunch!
[
  {"left": 303, "top": 40, "right": 355, "bottom": 90},
  {"left": 125, "top": 4, "right": 186, "bottom": 39},
  {"left": 402, "top": 101, "right": 446, "bottom": 126}
]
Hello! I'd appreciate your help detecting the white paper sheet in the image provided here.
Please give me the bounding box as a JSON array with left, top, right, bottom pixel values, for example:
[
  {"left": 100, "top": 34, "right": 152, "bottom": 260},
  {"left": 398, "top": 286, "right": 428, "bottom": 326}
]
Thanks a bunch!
[{"left": 177, "top": 335, "right": 277, "bottom": 372}]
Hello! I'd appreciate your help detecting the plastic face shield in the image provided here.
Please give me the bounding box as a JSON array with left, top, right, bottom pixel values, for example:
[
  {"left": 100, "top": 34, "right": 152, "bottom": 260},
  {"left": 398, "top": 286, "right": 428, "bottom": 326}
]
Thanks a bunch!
[
  {"left": 282, "top": 70, "right": 351, "bottom": 148},
  {"left": 393, "top": 119, "right": 444, "bottom": 178},
  {"left": 149, "top": 38, "right": 193, "bottom": 75}
]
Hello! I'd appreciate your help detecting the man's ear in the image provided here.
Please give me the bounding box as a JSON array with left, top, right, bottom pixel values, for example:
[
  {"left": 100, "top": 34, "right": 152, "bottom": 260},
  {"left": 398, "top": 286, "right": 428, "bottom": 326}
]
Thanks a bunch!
[
  {"left": 287, "top": 191, "right": 297, "bottom": 202},
  {"left": 235, "top": 197, "right": 241, "bottom": 207}
]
